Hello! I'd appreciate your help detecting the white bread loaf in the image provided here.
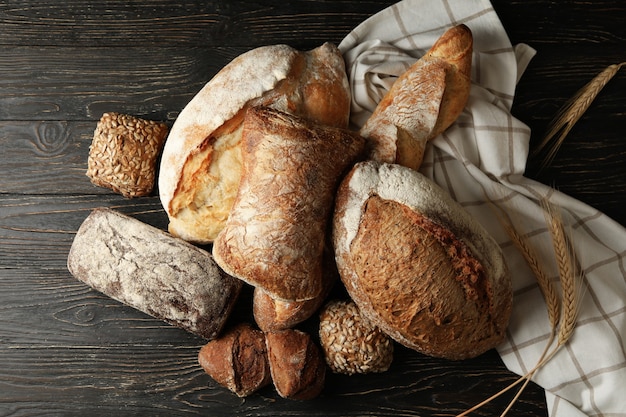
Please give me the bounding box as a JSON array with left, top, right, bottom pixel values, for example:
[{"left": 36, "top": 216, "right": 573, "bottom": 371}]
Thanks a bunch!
[
  {"left": 332, "top": 161, "right": 512, "bottom": 360},
  {"left": 158, "top": 43, "right": 351, "bottom": 244}
]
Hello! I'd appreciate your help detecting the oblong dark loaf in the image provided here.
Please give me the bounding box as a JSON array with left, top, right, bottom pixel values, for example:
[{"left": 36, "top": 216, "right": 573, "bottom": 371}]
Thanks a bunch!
[{"left": 67, "top": 207, "right": 242, "bottom": 340}]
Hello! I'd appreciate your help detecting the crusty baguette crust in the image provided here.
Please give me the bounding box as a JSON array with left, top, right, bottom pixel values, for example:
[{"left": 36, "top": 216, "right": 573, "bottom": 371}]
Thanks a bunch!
[
  {"left": 360, "top": 24, "right": 473, "bottom": 170},
  {"left": 159, "top": 43, "right": 351, "bottom": 244},
  {"left": 212, "top": 107, "right": 364, "bottom": 302},
  {"left": 332, "top": 161, "right": 511, "bottom": 359}
]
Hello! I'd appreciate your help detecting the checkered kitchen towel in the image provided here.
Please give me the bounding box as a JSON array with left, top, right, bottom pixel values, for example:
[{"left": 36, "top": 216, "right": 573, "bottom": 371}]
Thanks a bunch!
[{"left": 339, "top": 0, "right": 626, "bottom": 416}]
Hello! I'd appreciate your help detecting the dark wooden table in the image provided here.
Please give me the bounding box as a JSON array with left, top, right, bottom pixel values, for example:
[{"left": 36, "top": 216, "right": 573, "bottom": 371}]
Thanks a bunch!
[{"left": 1, "top": 1, "right": 624, "bottom": 416}]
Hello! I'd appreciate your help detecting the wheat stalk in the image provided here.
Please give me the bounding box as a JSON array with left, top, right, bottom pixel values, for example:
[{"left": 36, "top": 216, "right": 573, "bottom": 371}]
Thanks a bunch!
[
  {"left": 542, "top": 200, "right": 581, "bottom": 347},
  {"left": 533, "top": 62, "right": 625, "bottom": 169},
  {"left": 503, "top": 222, "right": 561, "bottom": 329},
  {"left": 497, "top": 200, "right": 582, "bottom": 417},
  {"left": 482, "top": 197, "right": 561, "bottom": 331},
  {"left": 459, "top": 198, "right": 582, "bottom": 417}
]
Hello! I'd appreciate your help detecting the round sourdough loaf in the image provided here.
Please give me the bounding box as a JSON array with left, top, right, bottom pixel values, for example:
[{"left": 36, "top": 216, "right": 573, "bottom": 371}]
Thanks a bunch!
[
  {"left": 158, "top": 43, "right": 350, "bottom": 244},
  {"left": 332, "top": 161, "right": 511, "bottom": 360}
]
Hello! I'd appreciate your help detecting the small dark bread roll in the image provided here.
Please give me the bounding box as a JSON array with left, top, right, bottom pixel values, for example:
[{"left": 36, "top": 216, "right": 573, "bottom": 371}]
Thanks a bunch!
[
  {"left": 265, "top": 329, "right": 326, "bottom": 400},
  {"left": 198, "top": 323, "right": 271, "bottom": 397}
]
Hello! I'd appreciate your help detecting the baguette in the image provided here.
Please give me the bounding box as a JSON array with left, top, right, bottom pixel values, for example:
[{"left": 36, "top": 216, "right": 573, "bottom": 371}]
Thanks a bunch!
[{"left": 360, "top": 24, "right": 473, "bottom": 170}]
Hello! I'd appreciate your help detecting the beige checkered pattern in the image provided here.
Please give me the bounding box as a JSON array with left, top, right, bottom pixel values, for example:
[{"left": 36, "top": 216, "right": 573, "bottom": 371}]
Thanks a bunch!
[{"left": 339, "top": 0, "right": 626, "bottom": 416}]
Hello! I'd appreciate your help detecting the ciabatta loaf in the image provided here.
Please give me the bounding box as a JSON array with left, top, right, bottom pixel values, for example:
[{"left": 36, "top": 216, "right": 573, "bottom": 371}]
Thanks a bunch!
[
  {"left": 212, "top": 107, "right": 365, "bottom": 302},
  {"left": 360, "top": 24, "right": 473, "bottom": 170},
  {"left": 159, "top": 43, "right": 351, "bottom": 244},
  {"left": 332, "top": 161, "right": 511, "bottom": 360}
]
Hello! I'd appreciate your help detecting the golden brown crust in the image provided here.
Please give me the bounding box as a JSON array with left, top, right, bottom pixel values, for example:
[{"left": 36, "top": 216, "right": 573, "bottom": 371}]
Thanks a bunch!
[
  {"left": 253, "top": 245, "right": 338, "bottom": 331},
  {"left": 212, "top": 107, "right": 365, "bottom": 302},
  {"left": 159, "top": 43, "right": 350, "bottom": 244},
  {"left": 265, "top": 329, "right": 326, "bottom": 400},
  {"left": 198, "top": 323, "right": 271, "bottom": 397},
  {"left": 360, "top": 24, "right": 473, "bottom": 170},
  {"left": 332, "top": 161, "right": 512, "bottom": 360}
]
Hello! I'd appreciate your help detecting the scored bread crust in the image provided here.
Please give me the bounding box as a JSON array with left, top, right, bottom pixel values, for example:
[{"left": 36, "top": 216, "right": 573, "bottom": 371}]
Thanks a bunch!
[
  {"left": 158, "top": 43, "right": 351, "bottom": 244},
  {"left": 332, "top": 161, "right": 512, "bottom": 359},
  {"left": 212, "top": 107, "right": 364, "bottom": 302},
  {"left": 360, "top": 24, "right": 473, "bottom": 170}
]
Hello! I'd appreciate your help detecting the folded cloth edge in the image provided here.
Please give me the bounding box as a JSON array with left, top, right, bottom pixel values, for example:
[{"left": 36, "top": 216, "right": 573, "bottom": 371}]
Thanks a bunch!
[{"left": 338, "top": 1, "right": 626, "bottom": 416}]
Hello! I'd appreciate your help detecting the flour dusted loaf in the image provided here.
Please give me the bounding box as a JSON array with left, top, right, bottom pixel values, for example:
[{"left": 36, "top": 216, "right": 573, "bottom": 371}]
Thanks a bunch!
[
  {"left": 252, "top": 245, "right": 338, "bottom": 331},
  {"left": 332, "top": 161, "right": 511, "bottom": 360},
  {"left": 67, "top": 208, "right": 242, "bottom": 340},
  {"left": 360, "top": 24, "right": 472, "bottom": 170},
  {"left": 212, "top": 107, "right": 365, "bottom": 302},
  {"left": 159, "top": 42, "right": 351, "bottom": 244}
]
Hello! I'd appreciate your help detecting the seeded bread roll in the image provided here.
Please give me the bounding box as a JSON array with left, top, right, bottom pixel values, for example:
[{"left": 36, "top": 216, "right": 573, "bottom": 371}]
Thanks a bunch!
[
  {"left": 360, "top": 24, "right": 473, "bottom": 170},
  {"left": 67, "top": 208, "right": 242, "bottom": 340},
  {"left": 332, "top": 161, "right": 511, "bottom": 360},
  {"left": 159, "top": 42, "right": 351, "bottom": 244},
  {"left": 319, "top": 299, "right": 393, "bottom": 375},
  {"left": 212, "top": 107, "right": 365, "bottom": 302},
  {"left": 87, "top": 112, "right": 168, "bottom": 197}
]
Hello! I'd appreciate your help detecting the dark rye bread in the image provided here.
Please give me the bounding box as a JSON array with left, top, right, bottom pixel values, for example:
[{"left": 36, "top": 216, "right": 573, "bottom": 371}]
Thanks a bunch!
[
  {"left": 332, "top": 161, "right": 512, "bottom": 360},
  {"left": 67, "top": 208, "right": 242, "bottom": 340}
]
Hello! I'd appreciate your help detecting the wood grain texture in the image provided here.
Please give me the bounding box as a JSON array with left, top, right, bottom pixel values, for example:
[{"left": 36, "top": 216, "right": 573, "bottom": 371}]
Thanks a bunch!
[
  {"left": 1, "top": 0, "right": 624, "bottom": 416},
  {"left": 0, "top": 46, "right": 246, "bottom": 121},
  {"left": 0, "top": 1, "right": 397, "bottom": 48}
]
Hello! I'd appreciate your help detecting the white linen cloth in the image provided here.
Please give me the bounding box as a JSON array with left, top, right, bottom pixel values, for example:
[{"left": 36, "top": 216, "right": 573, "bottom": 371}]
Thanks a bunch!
[{"left": 338, "top": 1, "right": 626, "bottom": 416}]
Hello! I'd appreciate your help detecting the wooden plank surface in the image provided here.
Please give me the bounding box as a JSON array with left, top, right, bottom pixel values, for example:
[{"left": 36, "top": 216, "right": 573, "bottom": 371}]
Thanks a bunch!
[{"left": 1, "top": 0, "right": 625, "bottom": 416}]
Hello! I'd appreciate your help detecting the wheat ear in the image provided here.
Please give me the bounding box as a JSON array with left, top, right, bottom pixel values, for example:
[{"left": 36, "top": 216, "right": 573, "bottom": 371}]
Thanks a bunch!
[
  {"left": 460, "top": 198, "right": 582, "bottom": 417},
  {"left": 503, "top": 223, "right": 561, "bottom": 329},
  {"left": 483, "top": 197, "right": 561, "bottom": 332},
  {"left": 458, "top": 201, "right": 561, "bottom": 417},
  {"left": 542, "top": 199, "right": 581, "bottom": 347},
  {"left": 498, "top": 200, "right": 582, "bottom": 417},
  {"left": 533, "top": 62, "right": 625, "bottom": 169}
]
